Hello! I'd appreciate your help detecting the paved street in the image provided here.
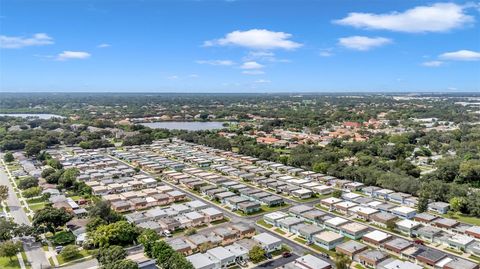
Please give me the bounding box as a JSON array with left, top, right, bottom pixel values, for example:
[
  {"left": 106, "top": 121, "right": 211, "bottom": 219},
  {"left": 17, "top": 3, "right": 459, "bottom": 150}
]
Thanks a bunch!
[
  {"left": 253, "top": 254, "right": 299, "bottom": 269},
  {"left": 60, "top": 258, "right": 99, "bottom": 269},
  {"left": 0, "top": 160, "right": 51, "bottom": 269}
]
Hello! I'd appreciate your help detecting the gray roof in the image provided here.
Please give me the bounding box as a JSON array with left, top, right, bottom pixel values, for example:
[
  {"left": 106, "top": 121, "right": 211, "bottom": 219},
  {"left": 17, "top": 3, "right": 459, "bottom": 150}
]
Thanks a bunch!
[
  {"left": 444, "top": 258, "right": 479, "bottom": 269},
  {"left": 336, "top": 240, "right": 367, "bottom": 253},
  {"left": 384, "top": 238, "right": 412, "bottom": 250}
]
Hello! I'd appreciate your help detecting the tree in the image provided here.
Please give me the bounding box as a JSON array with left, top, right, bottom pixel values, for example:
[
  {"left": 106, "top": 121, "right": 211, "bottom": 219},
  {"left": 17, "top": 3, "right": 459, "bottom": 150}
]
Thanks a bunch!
[
  {"left": 32, "top": 207, "right": 73, "bottom": 234},
  {"left": 0, "top": 219, "right": 17, "bottom": 241},
  {"left": 0, "top": 241, "right": 22, "bottom": 261},
  {"left": 0, "top": 185, "right": 8, "bottom": 203},
  {"left": 105, "top": 259, "right": 139, "bottom": 269},
  {"left": 137, "top": 229, "right": 160, "bottom": 258},
  {"left": 417, "top": 195, "right": 429, "bottom": 213},
  {"left": 164, "top": 252, "right": 194, "bottom": 269},
  {"left": 334, "top": 253, "right": 352, "bottom": 269},
  {"left": 386, "top": 219, "right": 397, "bottom": 231},
  {"left": 332, "top": 189, "right": 342, "bottom": 198},
  {"left": 59, "top": 168, "right": 79, "bottom": 189},
  {"left": 96, "top": 245, "right": 127, "bottom": 265},
  {"left": 22, "top": 187, "right": 42, "bottom": 198},
  {"left": 450, "top": 197, "right": 468, "bottom": 213},
  {"left": 3, "top": 152, "right": 14, "bottom": 163},
  {"left": 88, "top": 201, "right": 124, "bottom": 224},
  {"left": 41, "top": 168, "right": 56, "bottom": 178},
  {"left": 60, "top": 245, "right": 79, "bottom": 261},
  {"left": 90, "top": 221, "right": 139, "bottom": 247},
  {"left": 151, "top": 240, "right": 175, "bottom": 265},
  {"left": 47, "top": 158, "right": 63, "bottom": 169},
  {"left": 24, "top": 140, "right": 45, "bottom": 157},
  {"left": 248, "top": 245, "right": 266, "bottom": 263},
  {"left": 17, "top": 176, "right": 38, "bottom": 190}
]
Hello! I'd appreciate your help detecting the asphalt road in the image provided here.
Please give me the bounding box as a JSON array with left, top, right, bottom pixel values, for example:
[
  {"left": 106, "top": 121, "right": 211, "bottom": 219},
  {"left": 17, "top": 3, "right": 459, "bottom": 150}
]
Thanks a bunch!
[
  {"left": 253, "top": 254, "right": 299, "bottom": 269},
  {"left": 0, "top": 160, "right": 51, "bottom": 269}
]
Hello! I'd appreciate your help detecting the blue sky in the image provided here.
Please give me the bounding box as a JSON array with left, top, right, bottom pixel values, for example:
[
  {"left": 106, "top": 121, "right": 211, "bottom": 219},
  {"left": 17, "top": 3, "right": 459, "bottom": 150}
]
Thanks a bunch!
[{"left": 1, "top": 0, "right": 479, "bottom": 92}]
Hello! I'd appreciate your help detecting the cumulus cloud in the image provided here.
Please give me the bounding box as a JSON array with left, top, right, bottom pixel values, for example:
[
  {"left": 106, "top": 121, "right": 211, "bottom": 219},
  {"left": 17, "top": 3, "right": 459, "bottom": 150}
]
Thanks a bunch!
[
  {"left": 338, "top": 36, "right": 392, "bottom": 51},
  {"left": 439, "top": 50, "right": 480, "bottom": 61},
  {"left": 422, "top": 60, "right": 444, "bottom": 67},
  {"left": 204, "top": 29, "right": 302, "bottom": 50},
  {"left": 0, "top": 33, "right": 54, "bottom": 49},
  {"left": 196, "top": 59, "right": 235, "bottom": 66},
  {"left": 240, "top": 61, "right": 264, "bottom": 69},
  {"left": 97, "top": 43, "right": 111, "bottom": 48},
  {"left": 319, "top": 48, "right": 334, "bottom": 57},
  {"left": 333, "top": 3, "right": 474, "bottom": 33},
  {"left": 56, "top": 51, "right": 91, "bottom": 61}
]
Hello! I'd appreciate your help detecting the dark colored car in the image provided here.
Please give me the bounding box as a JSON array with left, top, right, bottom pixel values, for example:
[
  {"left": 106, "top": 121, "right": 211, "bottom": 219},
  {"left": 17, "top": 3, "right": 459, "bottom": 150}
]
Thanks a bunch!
[{"left": 282, "top": 252, "right": 292, "bottom": 258}]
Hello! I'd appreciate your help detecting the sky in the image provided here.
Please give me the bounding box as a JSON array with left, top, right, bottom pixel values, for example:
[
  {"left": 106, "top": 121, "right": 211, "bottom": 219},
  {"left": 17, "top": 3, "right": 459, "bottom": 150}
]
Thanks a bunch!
[{"left": 0, "top": 0, "right": 479, "bottom": 93}]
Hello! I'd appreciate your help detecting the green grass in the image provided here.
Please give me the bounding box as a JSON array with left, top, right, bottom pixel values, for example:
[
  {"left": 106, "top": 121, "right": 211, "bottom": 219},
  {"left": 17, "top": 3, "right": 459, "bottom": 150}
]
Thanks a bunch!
[
  {"left": 256, "top": 219, "right": 273, "bottom": 229},
  {"left": 21, "top": 251, "right": 31, "bottom": 269},
  {"left": 211, "top": 217, "right": 229, "bottom": 225},
  {"left": 294, "top": 237, "right": 307, "bottom": 244},
  {"left": 0, "top": 256, "right": 21, "bottom": 269},
  {"left": 29, "top": 202, "right": 46, "bottom": 212},
  {"left": 57, "top": 249, "right": 94, "bottom": 265},
  {"left": 260, "top": 203, "right": 289, "bottom": 212},
  {"left": 274, "top": 228, "right": 286, "bottom": 235},
  {"left": 470, "top": 255, "right": 480, "bottom": 262},
  {"left": 442, "top": 212, "right": 480, "bottom": 226},
  {"left": 26, "top": 197, "right": 46, "bottom": 204},
  {"left": 309, "top": 244, "right": 336, "bottom": 257},
  {"left": 355, "top": 264, "right": 367, "bottom": 269},
  {"left": 445, "top": 247, "right": 463, "bottom": 255}
]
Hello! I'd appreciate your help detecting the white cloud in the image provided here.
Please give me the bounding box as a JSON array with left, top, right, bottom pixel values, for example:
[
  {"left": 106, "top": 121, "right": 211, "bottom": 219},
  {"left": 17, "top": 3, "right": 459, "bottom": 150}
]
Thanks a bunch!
[
  {"left": 254, "top": 79, "right": 271, "bottom": 83},
  {"left": 242, "top": 70, "right": 265, "bottom": 75},
  {"left": 56, "top": 51, "right": 91, "bottom": 61},
  {"left": 439, "top": 50, "right": 480, "bottom": 61},
  {"left": 97, "top": 43, "right": 111, "bottom": 48},
  {"left": 196, "top": 59, "right": 235, "bottom": 66},
  {"left": 319, "top": 49, "right": 334, "bottom": 57},
  {"left": 333, "top": 3, "right": 474, "bottom": 33},
  {"left": 0, "top": 33, "right": 53, "bottom": 49},
  {"left": 243, "top": 51, "right": 290, "bottom": 63},
  {"left": 240, "top": 61, "right": 264, "bottom": 69},
  {"left": 204, "top": 29, "right": 302, "bottom": 50},
  {"left": 188, "top": 74, "right": 200, "bottom": 78},
  {"left": 422, "top": 60, "right": 444, "bottom": 67},
  {"left": 338, "top": 36, "right": 392, "bottom": 51},
  {"left": 167, "top": 75, "right": 179, "bottom": 80}
]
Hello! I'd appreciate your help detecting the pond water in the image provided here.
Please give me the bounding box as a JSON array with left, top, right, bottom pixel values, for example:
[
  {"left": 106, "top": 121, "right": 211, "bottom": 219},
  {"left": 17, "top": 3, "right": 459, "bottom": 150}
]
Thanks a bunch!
[
  {"left": 0, "top": 113, "right": 64, "bottom": 119},
  {"left": 141, "top": 121, "right": 228, "bottom": 131}
]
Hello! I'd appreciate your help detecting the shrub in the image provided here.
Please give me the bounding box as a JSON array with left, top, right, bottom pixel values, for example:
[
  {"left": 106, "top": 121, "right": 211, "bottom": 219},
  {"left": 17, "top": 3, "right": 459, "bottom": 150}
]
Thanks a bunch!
[
  {"left": 52, "top": 231, "right": 75, "bottom": 246},
  {"left": 60, "top": 245, "right": 79, "bottom": 261}
]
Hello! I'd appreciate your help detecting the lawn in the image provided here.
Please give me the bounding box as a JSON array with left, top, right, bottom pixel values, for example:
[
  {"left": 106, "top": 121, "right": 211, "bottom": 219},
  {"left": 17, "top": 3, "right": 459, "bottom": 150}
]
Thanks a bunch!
[
  {"left": 443, "top": 212, "right": 480, "bottom": 226},
  {"left": 0, "top": 256, "right": 20, "bottom": 269},
  {"left": 29, "top": 202, "right": 46, "bottom": 212},
  {"left": 211, "top": 217, "right": 229, "bottom": 225},
  {"left": 294, "top": 237, "right": 307, "bottom": 244},
  {"left": 57, "top": 249, "right": 95, "bottom": 265},
  {"left": 21, "top": 251, "right": 31, "bottom": 269},
  {"left": 274, "top": 228, "right": 286, "bottom": 235},
  {"left": 445, "top": 248, "right": 463, "bottom": 255},
  {"left": 260, "top": 204, "right": 289, "bottom": 213},
  {"left": 256, "top": 219, "right": 273, "bottom": 229},
  {"left": 26, "top": 197, "right": 46, "bottom": 204},
  {"left": 470, "top": 255, "right": 480, "bottom": 262},
  {"left": 355, "top": 264, "right": 367, "bottom": 269},
  {"left": 309, "top": 244, "right": 336, "bottom": 257}
]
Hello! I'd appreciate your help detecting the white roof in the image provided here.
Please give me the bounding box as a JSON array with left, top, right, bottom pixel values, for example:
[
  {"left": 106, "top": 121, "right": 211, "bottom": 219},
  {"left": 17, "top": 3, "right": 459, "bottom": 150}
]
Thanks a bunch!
[
  {"left": 253, "top": 232, "right": 281, "bottom": 245},
  {"left": 392, "top": 206, "right": 416, "bottom": 214},
  {"left": 448, "top": 234, "right": 475, "bottom": 245},
  {"left": 325, "top": 217, "right": 349, "bottom": 227},
  {"left": 206, "top": 246, "right": 235, "bottom": 261},
  {"left": 293, "top": 254, "right": 330, "bottom": 269},
  {"left": 367, "top": 201, "right": 383, "bottom": 207},
  {"left": 396, "top": 219, "right": 420, "bottom": 229},
  {"left": 264, "top": 211, "right": 288, "bottom": 220},
  {"left": 435, "top": 257, "right": 453, "bottom": 268},
  {"left": 335, "top": 201, "right": 358, "bottom": 208},
  {"left": 293, "top": 188, "right": 313, "bottom": 194},
  {"left": 187, "top": 253, "right": 217, "bottom": 269},
  {"left": 350, "top": 206, "right": 378, "bottom": 215},
  {"left": 342, "top": 192, "right": 361, "bottom": 199},
  {"left": 363, "top": 230, "right": 391, "bottom": 242},
  {"left": 384, "top": 259, "right": 422, "bottom": 269},
  {"left": 321, "top": 197, "right": 342, "bottom": 204}
]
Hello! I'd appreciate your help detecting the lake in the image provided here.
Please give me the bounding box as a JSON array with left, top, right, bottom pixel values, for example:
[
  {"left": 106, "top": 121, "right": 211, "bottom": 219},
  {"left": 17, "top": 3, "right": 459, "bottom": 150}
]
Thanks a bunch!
[
  {"left": 141, "top": 121, "right": 228, "bottom": 131},
  {"left": 0, "top": 113, "right": 64, "bottom": 119}
]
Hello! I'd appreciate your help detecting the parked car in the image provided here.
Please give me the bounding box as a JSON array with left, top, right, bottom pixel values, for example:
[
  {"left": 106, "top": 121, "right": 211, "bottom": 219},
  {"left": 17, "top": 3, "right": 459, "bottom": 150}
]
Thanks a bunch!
[
  {"left": 282, "top": 252, "right": 292, "bottom": 258},
  {"left": 55, "top": 246, "right": 63, "bottom": 253}
]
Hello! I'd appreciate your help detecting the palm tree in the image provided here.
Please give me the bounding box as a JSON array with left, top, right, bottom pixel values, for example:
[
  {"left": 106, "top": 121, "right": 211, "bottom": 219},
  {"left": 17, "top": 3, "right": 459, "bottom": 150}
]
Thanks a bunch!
[{"left": 335, "top": 253, "right": 352, "bottom": 269}]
